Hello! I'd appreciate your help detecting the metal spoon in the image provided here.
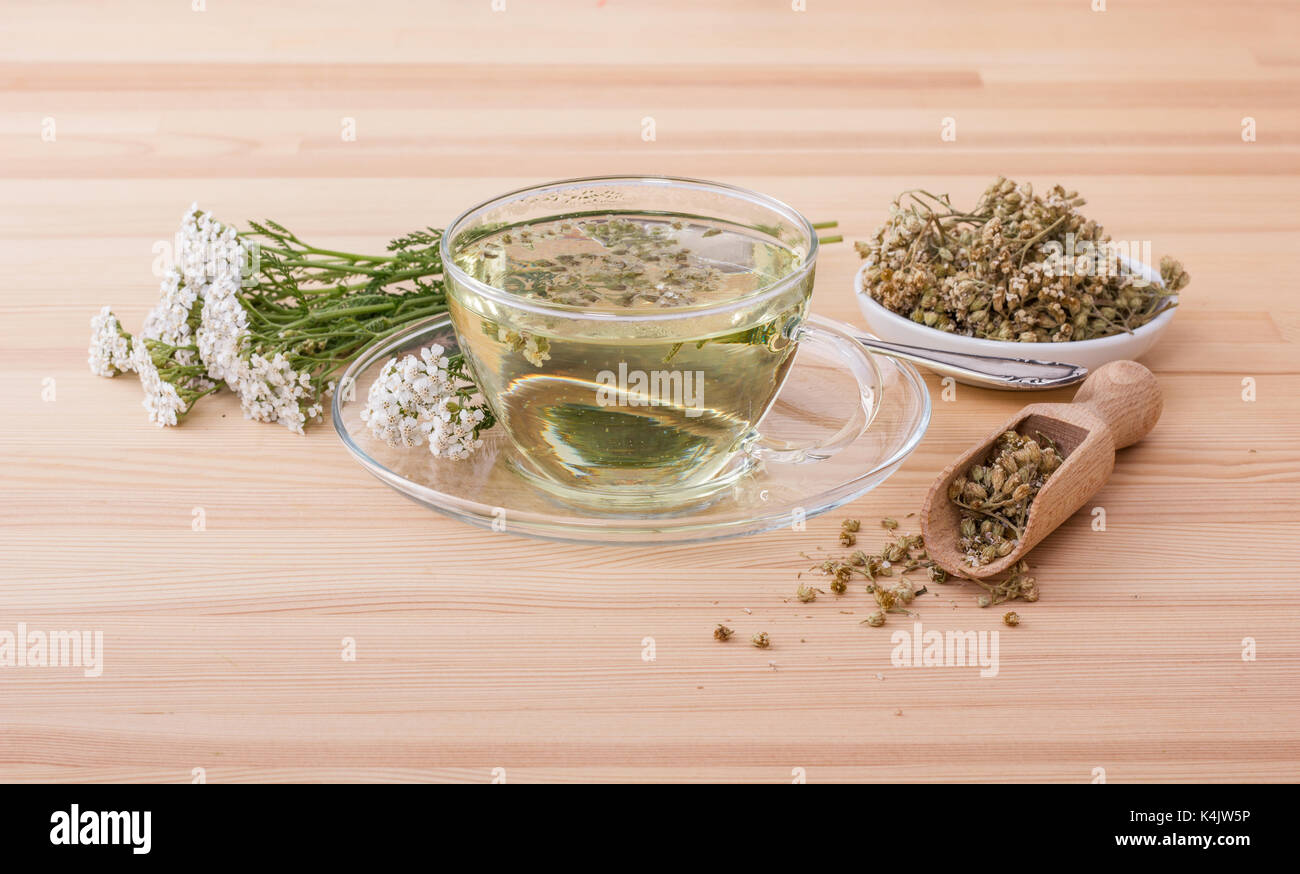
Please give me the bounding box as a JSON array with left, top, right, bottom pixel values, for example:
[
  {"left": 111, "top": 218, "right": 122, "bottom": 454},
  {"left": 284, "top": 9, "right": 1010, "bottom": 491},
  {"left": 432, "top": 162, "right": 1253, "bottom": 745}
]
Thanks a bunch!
[{"left": 851, "top": 335, "right": 1087, "bottom": 390}]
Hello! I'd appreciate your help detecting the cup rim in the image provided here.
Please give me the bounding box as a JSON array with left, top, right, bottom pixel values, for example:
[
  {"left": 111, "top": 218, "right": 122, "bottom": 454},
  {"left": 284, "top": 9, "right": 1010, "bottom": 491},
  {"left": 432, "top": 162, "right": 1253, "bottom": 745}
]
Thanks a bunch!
[{"left": 438, "top": 174, "right": 819, "bottom": 323}]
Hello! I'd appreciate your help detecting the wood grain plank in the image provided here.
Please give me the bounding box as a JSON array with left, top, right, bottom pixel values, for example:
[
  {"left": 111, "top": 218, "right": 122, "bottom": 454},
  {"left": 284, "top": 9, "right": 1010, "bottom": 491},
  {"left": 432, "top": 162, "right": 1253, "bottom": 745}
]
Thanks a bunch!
[{"left": 0, "top": 0, "right": 1297, "bottom": 783}]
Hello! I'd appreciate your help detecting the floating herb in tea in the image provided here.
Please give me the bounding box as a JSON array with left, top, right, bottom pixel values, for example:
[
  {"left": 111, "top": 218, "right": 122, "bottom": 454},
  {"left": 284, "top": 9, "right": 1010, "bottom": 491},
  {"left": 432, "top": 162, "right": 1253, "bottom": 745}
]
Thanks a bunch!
[
  {"left": 856, "top": 177, "right": 1190, "bottom": 341},
  {"left": 457, "top": 215, "right": 802, "bottom": 311}
]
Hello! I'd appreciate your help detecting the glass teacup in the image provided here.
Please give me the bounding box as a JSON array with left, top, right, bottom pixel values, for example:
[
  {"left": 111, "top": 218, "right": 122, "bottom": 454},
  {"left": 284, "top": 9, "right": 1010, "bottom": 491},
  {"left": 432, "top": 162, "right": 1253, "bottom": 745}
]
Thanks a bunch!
[{"left": 441, "top": 176, "right": 865, "bottom": 503}]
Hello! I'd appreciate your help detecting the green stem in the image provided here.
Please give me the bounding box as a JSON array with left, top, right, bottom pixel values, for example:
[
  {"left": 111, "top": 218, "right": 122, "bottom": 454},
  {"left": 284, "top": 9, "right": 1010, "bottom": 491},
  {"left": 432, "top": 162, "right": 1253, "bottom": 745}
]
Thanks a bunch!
[
  {"left": 272, "top": 302, "right": 396, "bottom": 332},
  {"left": 308, "top": 301, "right": 396, "bottom": 320},
  {"left": 245, "top": 236, "right": 392, "bottom": 265},
  {"left": 261, "top": 258, "right": 394, "bottom": 277}
]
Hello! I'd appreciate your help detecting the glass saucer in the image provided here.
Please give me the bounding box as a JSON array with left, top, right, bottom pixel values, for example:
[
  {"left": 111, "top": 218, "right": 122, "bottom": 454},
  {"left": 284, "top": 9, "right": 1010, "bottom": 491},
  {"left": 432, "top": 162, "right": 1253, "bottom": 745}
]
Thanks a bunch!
[{"left": 332, "top": 314, "right": 931, "bottom": 545}]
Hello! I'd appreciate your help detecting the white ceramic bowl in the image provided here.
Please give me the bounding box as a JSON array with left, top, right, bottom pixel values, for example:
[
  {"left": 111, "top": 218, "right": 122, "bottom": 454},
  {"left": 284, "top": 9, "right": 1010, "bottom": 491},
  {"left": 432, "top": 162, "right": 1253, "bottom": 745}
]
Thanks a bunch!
[{"left": 853, "top": 259, "right": 1177, "bottom": 378}]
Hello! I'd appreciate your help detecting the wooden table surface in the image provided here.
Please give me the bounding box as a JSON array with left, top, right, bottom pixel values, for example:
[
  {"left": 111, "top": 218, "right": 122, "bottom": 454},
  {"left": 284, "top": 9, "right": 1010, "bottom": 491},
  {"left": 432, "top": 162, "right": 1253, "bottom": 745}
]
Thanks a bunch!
[{"left": 2, "top": 0, "right": 1298, "bottom": 783}]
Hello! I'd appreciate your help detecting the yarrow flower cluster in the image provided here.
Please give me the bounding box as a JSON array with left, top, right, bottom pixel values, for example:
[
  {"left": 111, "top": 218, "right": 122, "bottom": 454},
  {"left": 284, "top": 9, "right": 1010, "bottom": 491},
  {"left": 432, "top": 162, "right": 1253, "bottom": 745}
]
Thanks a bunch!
[
  {"left": 361, "top": 345, "right": 494, "bottom": 459},
  {"left": 88, "top": 307, "right": 134, "bottom": 377},
  {"left": 176, "top": 206, "right": 324, "bottom": 432},
  {"left": 142, "top": 268, "right": 202, "bottom": 351},
  {"left": 90, "top": 204, "right": 483, "bottom": 449},
  {"left": 130, "top": 337, "right": 216, "bottom": 427}
]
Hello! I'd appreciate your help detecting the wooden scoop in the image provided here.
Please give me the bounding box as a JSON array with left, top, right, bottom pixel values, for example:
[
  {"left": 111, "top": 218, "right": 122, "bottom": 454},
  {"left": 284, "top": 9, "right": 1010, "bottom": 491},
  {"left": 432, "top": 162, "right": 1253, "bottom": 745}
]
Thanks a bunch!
[{"left": 920, "top": 360, "right": 1163, "bottom": 580}]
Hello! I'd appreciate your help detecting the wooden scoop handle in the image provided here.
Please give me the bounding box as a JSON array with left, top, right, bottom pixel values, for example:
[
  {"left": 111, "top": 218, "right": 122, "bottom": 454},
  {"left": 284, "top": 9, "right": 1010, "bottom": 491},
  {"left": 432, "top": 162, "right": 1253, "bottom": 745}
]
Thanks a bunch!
[{"left": 1072, "top": 360, "right": 1163, "bottom": 449}]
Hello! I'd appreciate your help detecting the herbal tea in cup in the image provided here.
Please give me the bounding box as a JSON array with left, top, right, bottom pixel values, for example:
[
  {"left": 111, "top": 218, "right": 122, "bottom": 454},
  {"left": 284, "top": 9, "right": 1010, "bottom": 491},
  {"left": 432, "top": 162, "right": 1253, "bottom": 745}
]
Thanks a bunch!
[{"left": 441, "top": 176, "right": 820, "bottom": 498}]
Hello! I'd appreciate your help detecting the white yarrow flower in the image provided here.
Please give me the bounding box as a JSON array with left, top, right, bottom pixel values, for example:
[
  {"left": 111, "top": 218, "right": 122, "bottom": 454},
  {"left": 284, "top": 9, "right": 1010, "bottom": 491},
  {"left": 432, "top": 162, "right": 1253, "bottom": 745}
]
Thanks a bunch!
[
  {"left": 195, "top": 274, "right": 250, "bottom": 386},
  {"left": 361, "top": 344, "right": 489, "bottom": 459},
  {"left": 130, "top": 341, "right": 190, "bottom": 427},
  {"left": 88, "top": 307, "right": 134, "bottom": 377},
  {"left": 428, "top": 403, "right": 487, "bottom": 459},
  {"left": 176, "top": 203, "right": 246, "bottom": 292},
  {"left": 141, "top": 268, "right": 198, "bottom": 345},
  {"left": 231, "top": 350, "right": 316, "bottom": 434},
  {"left": 182, "top": 206, "right": 327, "bottom": 434}
]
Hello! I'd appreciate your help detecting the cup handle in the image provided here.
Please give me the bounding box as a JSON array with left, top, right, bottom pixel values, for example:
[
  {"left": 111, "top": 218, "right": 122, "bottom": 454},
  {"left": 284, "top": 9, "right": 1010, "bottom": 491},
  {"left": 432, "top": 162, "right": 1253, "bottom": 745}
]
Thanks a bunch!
[{"left": 746, "top": 320, "right": 875, "bottom": 465}]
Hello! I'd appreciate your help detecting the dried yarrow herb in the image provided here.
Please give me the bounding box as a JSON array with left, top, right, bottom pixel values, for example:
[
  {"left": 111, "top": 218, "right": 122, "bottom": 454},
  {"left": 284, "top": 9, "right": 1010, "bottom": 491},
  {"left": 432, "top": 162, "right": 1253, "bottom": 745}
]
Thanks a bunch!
[
  {"left": 971, "top": 561, "right": 1039, "bottom": 606},
  {"left": 713, "top": 624, "right": 734, "bottom": 641},
  {"left": 949, "top": 429, "right": 1063, "bottom": 567},
  {"left": 802, "top": 517, "right": 1039, "bottom": 627},
  {"left": 795, "top": 583, "right": 823, "bottom": 603},
  {"left": 856, "top": 178, "right": 1189, "bottom": 342}
]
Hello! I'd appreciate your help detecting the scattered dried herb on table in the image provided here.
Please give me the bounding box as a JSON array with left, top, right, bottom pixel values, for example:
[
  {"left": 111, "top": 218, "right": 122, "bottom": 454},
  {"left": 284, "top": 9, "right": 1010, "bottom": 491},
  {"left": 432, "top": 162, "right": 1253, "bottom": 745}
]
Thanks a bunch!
[
  {"left": 856, "top": 177, "right": 1190, "bottom": 342},
  {"left": 795, "top": 584, "right": 823, "bottom": 603},
  {"left": 971, "top": 560, "right": 1039, "bottom": 607},
  {"left": 801, "top": 517, "right": 1040, "bottom": 628}
]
